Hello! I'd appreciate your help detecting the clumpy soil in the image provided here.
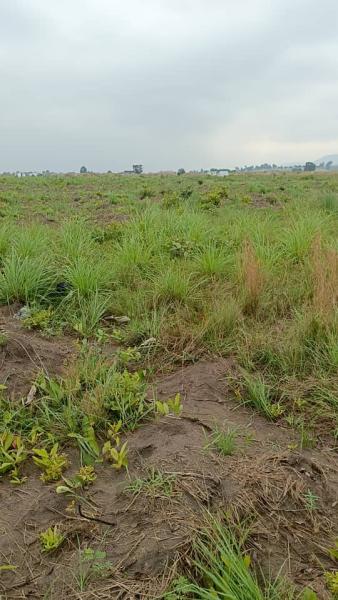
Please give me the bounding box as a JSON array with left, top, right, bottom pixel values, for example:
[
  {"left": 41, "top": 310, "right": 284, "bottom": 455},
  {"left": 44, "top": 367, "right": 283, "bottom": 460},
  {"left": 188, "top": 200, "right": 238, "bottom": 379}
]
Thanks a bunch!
[
  {"left": 0, "top": 305, "right": 76, "bottom": 399},
  {"left": 0, "top": 360, "right": 337, "bottom": 599}
]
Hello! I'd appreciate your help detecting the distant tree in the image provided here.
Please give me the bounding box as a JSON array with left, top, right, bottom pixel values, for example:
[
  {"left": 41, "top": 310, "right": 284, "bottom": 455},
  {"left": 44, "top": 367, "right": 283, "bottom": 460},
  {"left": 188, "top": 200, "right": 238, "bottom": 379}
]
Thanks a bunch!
[
  {"left": 132, "top": 164, "right": 143, "bottom": 174},
  {"left": 177, "top": 168, "right": 185, "bottom": 175},
  {"left": 80, "top": 166, "right": 87, "bottom": 173},
  {"left": 326, "top": 161, "right": 333, "bottom": 170},
  {"left": 304, "top": 162, "right": 316, "bottom": 172}
]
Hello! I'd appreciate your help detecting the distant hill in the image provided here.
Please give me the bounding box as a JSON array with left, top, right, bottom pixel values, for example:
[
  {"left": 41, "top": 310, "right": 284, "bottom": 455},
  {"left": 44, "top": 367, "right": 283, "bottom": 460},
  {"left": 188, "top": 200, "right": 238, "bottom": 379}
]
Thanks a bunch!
[{"left": 315, "top": 154, "right": 338, "bottom": 166}]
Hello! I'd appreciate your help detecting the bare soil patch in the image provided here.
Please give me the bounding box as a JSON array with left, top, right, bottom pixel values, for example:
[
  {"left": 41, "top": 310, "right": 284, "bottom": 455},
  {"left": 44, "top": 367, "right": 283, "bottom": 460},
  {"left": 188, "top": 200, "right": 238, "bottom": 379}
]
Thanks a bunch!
[
  {"left": 250, "top": 194, "right": 282, "bottom": 208},
  {"left": 0, "top": 305, "right": 76, "bottom": 400}
]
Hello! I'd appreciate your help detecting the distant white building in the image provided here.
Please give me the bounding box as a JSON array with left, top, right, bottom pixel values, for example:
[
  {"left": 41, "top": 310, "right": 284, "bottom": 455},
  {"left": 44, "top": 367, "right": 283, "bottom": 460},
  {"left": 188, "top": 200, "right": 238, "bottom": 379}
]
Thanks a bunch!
[
  {"left": 15, "top": 170, "right": 50, "bottom": 177},
  {"left": 210, "top": 169, "right": 230, "bottom": 177},
  {"left": 16, "top": 171, "right": 38, "bottom": 177}
]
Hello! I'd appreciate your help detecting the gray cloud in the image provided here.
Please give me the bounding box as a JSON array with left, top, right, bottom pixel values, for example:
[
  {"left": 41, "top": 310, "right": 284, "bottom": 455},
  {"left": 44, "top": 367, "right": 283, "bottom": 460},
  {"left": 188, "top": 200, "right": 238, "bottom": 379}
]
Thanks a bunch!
[{"left": 1, "top": 0, "right": 338, "bottom": 171}]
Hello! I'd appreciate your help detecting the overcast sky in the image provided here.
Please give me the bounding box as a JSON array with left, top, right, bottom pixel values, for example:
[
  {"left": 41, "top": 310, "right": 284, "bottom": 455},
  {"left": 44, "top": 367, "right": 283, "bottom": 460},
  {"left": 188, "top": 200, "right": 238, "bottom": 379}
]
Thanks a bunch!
[{"left": 1, "top": 0, "right": 338, "bottom": 172}]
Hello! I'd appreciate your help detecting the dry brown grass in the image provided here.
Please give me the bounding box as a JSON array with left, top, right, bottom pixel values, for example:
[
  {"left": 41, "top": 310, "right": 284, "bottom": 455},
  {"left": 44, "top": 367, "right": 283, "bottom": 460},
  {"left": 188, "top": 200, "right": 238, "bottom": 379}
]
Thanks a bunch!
[
  {"left": 312, "top": 235, "right": 338, "bottom": 318},
  {"left": 241, "top": 241, "right": 265, "bottom": 314}
]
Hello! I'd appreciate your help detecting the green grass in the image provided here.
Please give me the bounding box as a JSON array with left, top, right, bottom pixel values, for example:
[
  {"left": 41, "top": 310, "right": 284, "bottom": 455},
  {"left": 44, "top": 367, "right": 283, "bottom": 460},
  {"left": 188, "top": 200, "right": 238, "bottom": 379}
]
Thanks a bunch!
[
  {"left": 0, "top": 171, "right": 336, "bottom": 429},
  {"left": 0, "top": 251, "right": 56, "bottom": 303},
  {"left": 204, "top": 426, "right": 238, "bottom": 456},
  {"left": 164, "top": 516, "right": 295, "bottom": 600},
  {"left": 240, "top": 372, "right": 284, "bottom": 420},
  {"left": 125, "top": 468, "right": 176, "bottom": 497}
]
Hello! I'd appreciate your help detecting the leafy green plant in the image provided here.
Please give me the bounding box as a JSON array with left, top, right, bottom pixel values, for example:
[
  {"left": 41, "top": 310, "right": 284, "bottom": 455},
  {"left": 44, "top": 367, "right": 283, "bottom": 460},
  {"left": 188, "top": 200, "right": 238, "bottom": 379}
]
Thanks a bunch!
[
  {"left": 106, "top": 420, "right": 122, "bottom": 446},
  {"left": 76, "top": 547, "right": 112, "bottom": 591},
  {"left": 115, "top": 346, "right": 141, "bottom": 366},
  {"left": 0, "top": 432, "right": 28, "bottom": 482},
  {"left": 162, "top": 576, "right": 192, "bottom": 599},
  {"left": 140, "top": 187, "right": 153, "bottom": 199},
  {"left": 22, "top": 306, "right": 54, "bottom": 330},
  {"left": 300, "top": 589, "right": 318, "bottom": 600},
  {"left": 163, "top": 191, "right": 180, "bottom": 209},
  {"left": 40, "top": 525, "right": 65, "bottom": 552},
  {"left": 59, "top": 466, "right": 96, "bottom": 493},
  {"left": 94, "top": 327, "right": 111, "bottom": 343},
  {"left": 33, "top": 444, "right": 69, "bottom": 482},
  {"left": 167, "top": 239, "right": 194, "bottom": 259},
  {"left": 325, "top": 571, "right": 338, "bottom": 597},
  {"left": 102, "top": 440, "right": 128, "bottom": 470},
  {"left": 68, "top": 418, "right": 100, "bottom": 466},
  {"left": 156, "top": 393, "right": 183, "bottom": 416},
  {"left": 200, "top": 188, "right": 226, "bottom": 210},
  {"left": 103, "top": 370, "right": 149, "bottom": 430}
]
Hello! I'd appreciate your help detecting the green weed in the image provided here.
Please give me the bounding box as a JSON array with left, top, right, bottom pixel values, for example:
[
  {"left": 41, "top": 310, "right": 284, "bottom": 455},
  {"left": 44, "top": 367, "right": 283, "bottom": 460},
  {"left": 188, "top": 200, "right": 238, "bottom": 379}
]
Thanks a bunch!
[
  {"left": 155, "top": 393, "right": 183, "bottom": 416},
  {"left": 303, "top": 489, "right": 320, "bottom": 512},
  {"left": 76, "top": 547, "right": 112, "bottom": 592},
  {"left": 102, "top": 440, "right": 128, "bottom": 470},
  {"left": 33, "top": 444, "right": 69, "bottom": 482},
  {"left": 0, "top": 432, "right": 28, "bottom": 482},
  {"left": 40, "top": 525, "right": 64, "bottom": 553},
  {"left": 324, "top": 570, "right": 338, "bottom": 596}
]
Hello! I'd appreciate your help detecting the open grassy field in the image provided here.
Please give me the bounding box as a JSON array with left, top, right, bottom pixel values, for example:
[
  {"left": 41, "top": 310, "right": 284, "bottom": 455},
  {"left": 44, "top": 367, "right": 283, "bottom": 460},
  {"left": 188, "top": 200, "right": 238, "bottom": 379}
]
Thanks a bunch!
[{"left": 0, "top": 171, "right": 337, "bottom": 599}]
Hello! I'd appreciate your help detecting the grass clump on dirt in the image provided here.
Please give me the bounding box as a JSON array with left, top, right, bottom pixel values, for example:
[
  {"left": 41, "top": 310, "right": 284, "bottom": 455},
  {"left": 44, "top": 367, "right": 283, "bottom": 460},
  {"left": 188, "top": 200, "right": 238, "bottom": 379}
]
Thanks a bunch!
[
  {"left": 164, "top": 516, "right": 297, "bottom": 600},
  {"left": 126, "top": 468, "right": 176, "bottom": 498}
]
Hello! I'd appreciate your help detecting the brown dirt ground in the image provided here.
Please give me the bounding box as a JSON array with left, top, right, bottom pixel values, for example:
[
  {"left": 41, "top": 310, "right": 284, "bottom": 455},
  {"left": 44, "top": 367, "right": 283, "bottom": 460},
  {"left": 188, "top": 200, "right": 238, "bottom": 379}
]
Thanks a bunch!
[
  {"left": 0, "top": 305, "right": 76, "bottom": 400},
  {"left": 249, "top": 194, "right": 282, "bottom": 209},
  {"left": 0, "top": 360, "right": 337, "bottom": 599}
]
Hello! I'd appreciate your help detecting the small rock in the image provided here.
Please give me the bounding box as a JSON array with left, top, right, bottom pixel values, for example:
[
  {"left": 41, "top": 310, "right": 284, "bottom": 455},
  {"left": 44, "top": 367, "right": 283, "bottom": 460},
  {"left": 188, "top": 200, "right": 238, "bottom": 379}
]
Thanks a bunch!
[
  {"left": 25, "top": 384, "right": 37, "bottom": 406},
  {"left": 15, "top": 306, "right": 31, "bottom": 320},
  {"left": 140, "top": 337, "right": 156, "bottom": 347},
  {"left": 105, "top": 315, "right": 130, "bottom": 324}
]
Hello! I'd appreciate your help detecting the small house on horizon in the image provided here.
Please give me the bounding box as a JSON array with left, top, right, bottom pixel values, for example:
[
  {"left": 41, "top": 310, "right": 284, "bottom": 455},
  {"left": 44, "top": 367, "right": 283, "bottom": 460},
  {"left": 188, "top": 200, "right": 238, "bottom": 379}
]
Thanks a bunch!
[{"left": 210, "top": 168, "right": 230, "bottom": 177}]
